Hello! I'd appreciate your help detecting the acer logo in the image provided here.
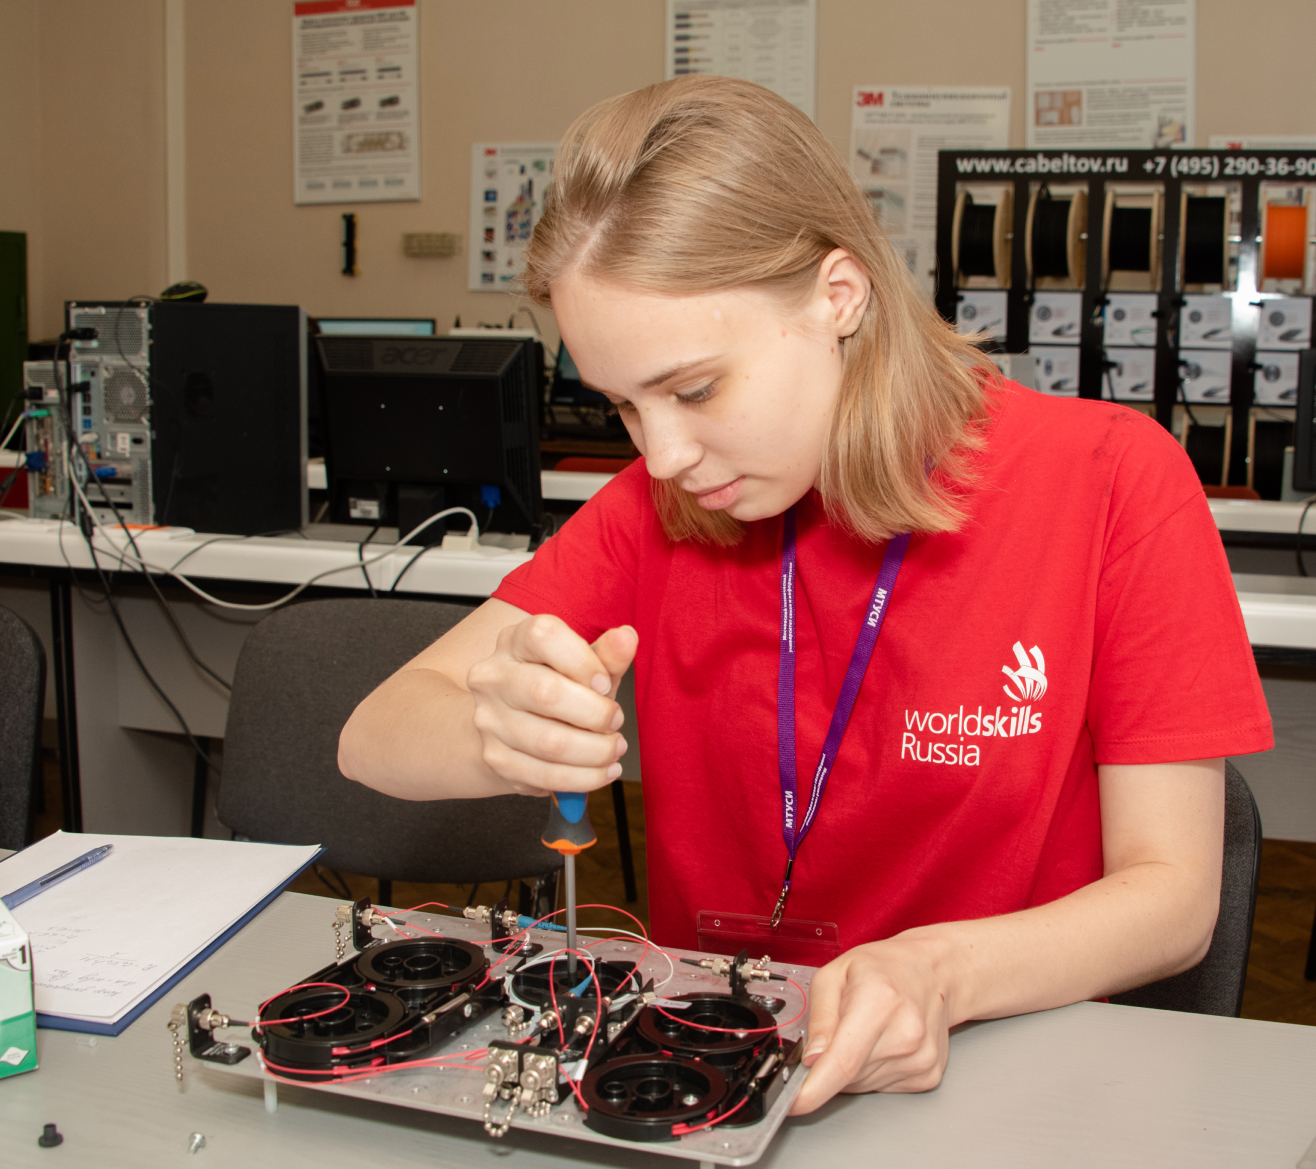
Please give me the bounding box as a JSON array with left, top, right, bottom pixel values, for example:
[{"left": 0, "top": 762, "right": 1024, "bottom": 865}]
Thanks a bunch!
[
  {"left": 380, "top": 346, "right": 440, "bottom": 366},
  {"left": 856, "top": 91, "right": 884, "bottom": 107}
]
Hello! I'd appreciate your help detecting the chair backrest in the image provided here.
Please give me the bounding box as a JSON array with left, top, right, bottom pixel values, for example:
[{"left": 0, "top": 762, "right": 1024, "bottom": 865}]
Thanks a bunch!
[
  {"left": 0, "top": 605, "right": 46, "bottom": 851},
  {"left": 1109, "top": 760, "right": 1261, "bottom": 1017},
  {"left": 218, "top": 598, "right": 562, "bottom": 885}
]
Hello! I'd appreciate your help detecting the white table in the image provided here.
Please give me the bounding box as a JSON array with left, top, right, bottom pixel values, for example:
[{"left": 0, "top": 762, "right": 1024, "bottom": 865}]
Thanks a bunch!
[{"left": 1, "top": 886, "right": 1313, "bottom": 1169}]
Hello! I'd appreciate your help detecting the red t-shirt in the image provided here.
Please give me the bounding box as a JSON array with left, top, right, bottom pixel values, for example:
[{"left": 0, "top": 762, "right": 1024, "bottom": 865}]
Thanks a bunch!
[{"left": 494, "top": 384, "right": 1272, "bottom": 955}]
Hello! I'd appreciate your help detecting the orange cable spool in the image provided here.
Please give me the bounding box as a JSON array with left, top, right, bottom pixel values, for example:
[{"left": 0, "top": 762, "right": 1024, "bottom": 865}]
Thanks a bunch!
[{"left": 1262, "top": 203, "right": 1307, "bottom": 281}]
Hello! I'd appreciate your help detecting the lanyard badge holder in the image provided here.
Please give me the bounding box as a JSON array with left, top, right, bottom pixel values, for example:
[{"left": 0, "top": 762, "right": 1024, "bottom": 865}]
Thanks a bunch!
[{"left": 699, "top": 508, "right": 910, "bottom": 967}]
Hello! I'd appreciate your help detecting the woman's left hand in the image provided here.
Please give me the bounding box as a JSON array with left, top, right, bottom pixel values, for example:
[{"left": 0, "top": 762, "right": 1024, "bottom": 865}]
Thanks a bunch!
[{"left": 788, "top": 936, "right": 955, "bottom": 1113}]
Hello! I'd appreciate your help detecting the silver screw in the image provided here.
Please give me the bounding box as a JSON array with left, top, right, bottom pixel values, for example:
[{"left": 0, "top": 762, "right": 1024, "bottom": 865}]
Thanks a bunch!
[
  {"left": 187, "top": 1132, "right": 206, "bottom": 1154},
  {"left": 682, "top": 1093, "right": 701, "bottom": 1106}
]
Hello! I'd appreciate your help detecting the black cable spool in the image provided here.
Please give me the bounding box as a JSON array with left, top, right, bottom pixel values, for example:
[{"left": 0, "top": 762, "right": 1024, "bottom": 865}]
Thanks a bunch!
[
  {"left": 508, "top": 958, "right": 639, "bottom": 1008},
  {"left": 635, "top": 993, "right": 777, "bottom": 1066},
  {"left": 1183, "top": 195, "right": 1228, "bottom": 285},
  {"left": 257, "top": 986, "right": 408, "bottom": 1074},
  {"left": 1108, "top": 205, "right": 1153, "bottom": 272},
  {"left": 1031, "top": 193, "right": 1073, "bottom": 278},
  {"left": 581, "top": 1054, "right": 731, "bottom": 1143},
  {"left": 355, "top": 936, "right": 488, "bottom": 1008},
  {"left": 958, "top": 196, "right": 999, "bottom": 279}
]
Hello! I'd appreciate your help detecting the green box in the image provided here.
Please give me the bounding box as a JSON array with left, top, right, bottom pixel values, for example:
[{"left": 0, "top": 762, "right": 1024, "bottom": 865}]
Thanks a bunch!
[{"left": 0, "top": 902, "right": 37, "bottom": 1078}]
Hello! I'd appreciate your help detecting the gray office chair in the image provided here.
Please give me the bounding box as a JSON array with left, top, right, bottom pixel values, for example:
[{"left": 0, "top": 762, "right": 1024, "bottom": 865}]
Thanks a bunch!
[
  {"left": 218, "top": 598, "right": 563, "bottom": 906},
  {"left": 0, "top": 605, "right": 46, "bottom": 851},
  {"left": 1109, "top": 761, "right": 1261, "bottom": 1017}
]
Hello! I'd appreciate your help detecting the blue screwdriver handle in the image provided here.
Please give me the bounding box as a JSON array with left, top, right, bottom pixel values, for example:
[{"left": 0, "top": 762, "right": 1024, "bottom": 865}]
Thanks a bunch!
[{"left": 542, "top": 791, "right": 596, "bottom": 856}]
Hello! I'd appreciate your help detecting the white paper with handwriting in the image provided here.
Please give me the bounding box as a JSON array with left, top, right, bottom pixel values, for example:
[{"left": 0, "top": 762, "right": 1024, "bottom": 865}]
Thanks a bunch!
[{"left": 0, "top": 832, "right": 319, "bottom": 1022}]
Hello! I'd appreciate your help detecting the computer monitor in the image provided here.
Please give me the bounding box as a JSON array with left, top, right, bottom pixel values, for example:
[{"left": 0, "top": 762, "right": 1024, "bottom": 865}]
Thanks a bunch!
[
  {"left": 315, "top": 318, "right": 436, "bottom": 337},
  {"left": 319, "top": 334, "right": 544, "bottom": 541},
  {"left": 549, "top": 343, "right": 610, "bottom": 408}
]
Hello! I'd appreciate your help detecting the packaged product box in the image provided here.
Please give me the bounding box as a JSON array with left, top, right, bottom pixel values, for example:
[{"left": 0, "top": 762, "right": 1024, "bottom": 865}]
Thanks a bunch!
[{"left": 0, "top": 902, "right": 37, "bottom": 1078}]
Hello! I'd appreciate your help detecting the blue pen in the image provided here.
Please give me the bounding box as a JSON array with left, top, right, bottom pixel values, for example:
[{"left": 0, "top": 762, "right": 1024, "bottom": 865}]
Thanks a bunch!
[{"left": 2, "top": 844, "right": 114, "bottom": 910}]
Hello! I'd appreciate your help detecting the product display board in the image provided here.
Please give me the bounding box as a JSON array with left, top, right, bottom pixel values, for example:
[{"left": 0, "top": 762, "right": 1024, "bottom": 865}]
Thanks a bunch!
[
  {"left": 850, "top": 86, "right": 1010, "bottom": 295},
  {"left": 664, "top": 0, "right": 816, "bottom": 120},
  {"left": 292, "top": 0, "right": 420, "bottom": 205},
  {"left": 935, "top": 147, "right": 1316, "bottom": 490},
  {"left": 468, "top": 144, "right": 556, "bottom": 292},
  {"left": 1026, "top": 0, "right": 1194, "bottom": 150}
]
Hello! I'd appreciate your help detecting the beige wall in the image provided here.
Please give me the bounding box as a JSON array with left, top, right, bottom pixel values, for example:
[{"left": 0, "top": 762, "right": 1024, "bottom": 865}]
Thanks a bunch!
[{"left": 4, "top": 0, "right": 1316, "bottom": 343}]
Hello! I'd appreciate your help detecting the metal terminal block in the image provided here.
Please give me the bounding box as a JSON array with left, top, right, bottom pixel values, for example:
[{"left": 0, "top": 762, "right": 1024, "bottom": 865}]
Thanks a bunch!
[
  {"left": 518, "top": 1051, "right": 560, "bottom": 1112},
  {"left": 465, "top": 903, "right": 520, "bottom": 930},
  {"left": 482, "top": 1045, "right": 522, "bottom": 1137},
  {"left": 195, "top": 1007, "right": 232, "bottom": 1031},
  {"left": 501, "top": 1004, "right": 527, "bottom": 1033}
]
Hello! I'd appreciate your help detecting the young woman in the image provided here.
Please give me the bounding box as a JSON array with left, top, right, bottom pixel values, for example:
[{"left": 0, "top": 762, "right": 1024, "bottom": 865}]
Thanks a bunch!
[{"left": 339, "top": 76, "right": 1271, "bottom": 1114}]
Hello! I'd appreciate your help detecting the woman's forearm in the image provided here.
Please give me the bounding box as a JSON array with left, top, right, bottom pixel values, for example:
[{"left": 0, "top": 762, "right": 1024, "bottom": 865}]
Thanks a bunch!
[
  {"left": 910, "top": 854, "right": 1218, "bottom": 1026},
  {"left": 338, "top": 667, "right": 513, "bottom": 800},
  {"left": 913, "top": 758, "right": 1225, "bottom": 1025}
]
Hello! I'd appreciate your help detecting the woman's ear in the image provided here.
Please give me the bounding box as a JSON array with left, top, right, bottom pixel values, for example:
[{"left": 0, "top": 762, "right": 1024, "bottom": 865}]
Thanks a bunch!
[{"left": 818, "top": 248, "right": 871, "bottom": 339}]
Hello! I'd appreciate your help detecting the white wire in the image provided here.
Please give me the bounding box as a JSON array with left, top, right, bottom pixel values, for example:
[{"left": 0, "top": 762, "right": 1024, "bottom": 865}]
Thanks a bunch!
[
  {"left": 576, "top": 926, "right": 677, "bottom": 989},
  {"left": 64, "top": 472, "right": 480, "bottom": 612},
  {"left": 0, "top": 409, "right": 29, "bottom": 453}
]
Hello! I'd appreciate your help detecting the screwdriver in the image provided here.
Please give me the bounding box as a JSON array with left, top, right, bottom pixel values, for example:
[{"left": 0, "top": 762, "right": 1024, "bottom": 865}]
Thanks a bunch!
[{"left": 541, "top": 791, "right": 596, "bottom": 978}]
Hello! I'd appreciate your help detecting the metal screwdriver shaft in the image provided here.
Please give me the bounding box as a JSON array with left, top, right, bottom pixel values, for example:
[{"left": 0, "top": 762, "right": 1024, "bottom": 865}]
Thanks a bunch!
[
  {"left": 541, "top": 792, "right": 596, "bottom": 981},
  {"left": 564, "top": 854, "right": 578, "bottom": 977}
]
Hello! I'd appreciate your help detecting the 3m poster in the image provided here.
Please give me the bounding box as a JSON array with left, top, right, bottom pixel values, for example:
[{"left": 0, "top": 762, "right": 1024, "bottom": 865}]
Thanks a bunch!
[
  {"left": 665, "top": 0, "right": 816, "bottom": 120},
  {"left": 292, "top": 0, "right": 420, "bottom": 205},
  {"left": 850, "top": 86, "right": 1011, "bottom": 295},
  {"left": 1026, "top": 0, "right": 1195, "bottom": 149},
  {"left": 468, "top": 144, "right": 556, "bottom": 293}
]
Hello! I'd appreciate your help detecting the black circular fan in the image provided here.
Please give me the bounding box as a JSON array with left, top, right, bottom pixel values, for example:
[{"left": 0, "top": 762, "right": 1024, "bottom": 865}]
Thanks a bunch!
[
  {"left": 581, "top": 1054, "right": 729, "bottom": 1143},
  {"left": 258, "top": 986, "right": 407, "bottom": 1075},
  {"left": 635, "top": 993, "right": 777, "bottom": 1063}
]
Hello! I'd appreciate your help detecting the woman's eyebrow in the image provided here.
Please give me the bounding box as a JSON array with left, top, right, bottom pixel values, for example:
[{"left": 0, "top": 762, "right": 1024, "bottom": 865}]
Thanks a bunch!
[
  {"left": 579, "top": 356, "right": 720, "bottom": 395},
  {"left": 638, "top": 357, "right": 719, "bottom": 389}
]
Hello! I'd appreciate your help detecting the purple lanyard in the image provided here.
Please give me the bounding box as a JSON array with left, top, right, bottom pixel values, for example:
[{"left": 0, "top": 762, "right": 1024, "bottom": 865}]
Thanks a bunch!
[{"left": 771, "top": 505, "right": 910, "bottom": 927}]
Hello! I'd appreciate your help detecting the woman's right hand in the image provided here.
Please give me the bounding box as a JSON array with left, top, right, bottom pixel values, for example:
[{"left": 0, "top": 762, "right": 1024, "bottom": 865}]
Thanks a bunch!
[{"left": 466, "top": 615, "right": 638, "bottom": 797}]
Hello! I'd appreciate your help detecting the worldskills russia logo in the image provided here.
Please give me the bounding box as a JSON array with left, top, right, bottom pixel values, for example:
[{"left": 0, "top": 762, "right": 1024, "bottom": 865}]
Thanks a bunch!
[
  {"left": 899, "top": 639, "right": 1048, "bottom": 767},
  {"left": 1001, "top": 642, "right": 1047, "bottom": 702}
]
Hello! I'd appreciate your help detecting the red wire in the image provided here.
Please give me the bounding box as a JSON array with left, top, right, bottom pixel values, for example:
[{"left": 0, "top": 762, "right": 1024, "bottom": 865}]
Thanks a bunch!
[
  {"left": 671, "top": 1093, "right": 748, "bottom": 1136},
  {"left": 252, "top": 982, "right": 353, "bottom": 1030},
  {"left": 652, "top": 976, "right": 809, "bottom": 1035}
]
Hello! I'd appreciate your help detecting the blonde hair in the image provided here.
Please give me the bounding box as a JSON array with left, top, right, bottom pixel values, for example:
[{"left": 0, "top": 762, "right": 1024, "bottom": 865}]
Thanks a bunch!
[{"left": 524, "top": 75, "right": 993, "bottom": 544}]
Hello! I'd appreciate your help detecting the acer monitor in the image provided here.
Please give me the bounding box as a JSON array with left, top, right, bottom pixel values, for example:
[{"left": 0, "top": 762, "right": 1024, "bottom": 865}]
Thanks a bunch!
[{"left": 318, "top": 334, "right": 544, "bottom": 542}]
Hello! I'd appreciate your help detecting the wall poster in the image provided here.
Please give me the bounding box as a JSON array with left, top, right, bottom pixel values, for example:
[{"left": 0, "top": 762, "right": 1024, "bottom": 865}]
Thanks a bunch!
[
  {"left": 665, "top": 0, "right": 816, "bottom": 120},
  {"left": 293, "top": 0, "right": 420, "bottom": 205},
  {"left": 468, "top": 144, "right": 556, "bottom": 293},
  {"left": 1026, "top": 0, "right": 1195, "bottom": 149},
  {"left": 850, "top": 86, "right": 1011, "bottom": 295}
]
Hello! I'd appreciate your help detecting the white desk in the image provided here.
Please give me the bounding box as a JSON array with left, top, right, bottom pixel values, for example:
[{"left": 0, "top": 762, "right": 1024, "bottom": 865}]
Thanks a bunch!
[{"left": 0, "top": 887, "right": 1313, "bottom": 1169}]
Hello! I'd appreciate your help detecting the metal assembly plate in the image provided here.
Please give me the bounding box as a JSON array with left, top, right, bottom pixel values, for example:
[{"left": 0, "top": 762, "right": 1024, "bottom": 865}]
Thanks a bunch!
[{"left": 208, "top": 911, "right": 814, "bottom": 1166}]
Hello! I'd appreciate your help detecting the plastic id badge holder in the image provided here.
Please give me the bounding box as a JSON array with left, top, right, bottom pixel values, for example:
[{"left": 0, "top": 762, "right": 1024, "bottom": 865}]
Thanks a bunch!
[{"left": 697, "top": 910, "right": 841, "bottom": 967}]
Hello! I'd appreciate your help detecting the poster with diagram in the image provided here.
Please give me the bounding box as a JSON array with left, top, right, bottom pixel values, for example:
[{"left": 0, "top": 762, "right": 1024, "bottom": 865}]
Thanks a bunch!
[
  {"left": 664, "top": 0, "right": 816, "bottom": 120},
  {"left": 1026, "top": 0, "right": 1195, "bottom": 149},
  {"left": 850, "top": 86, "right": 1011, "bottom": 295},
  {"left": 292, "top": 0, "right": 420, "bottom": 205},
  {"left": 468, "top": 144, "right": 556, "bottom": 293}
]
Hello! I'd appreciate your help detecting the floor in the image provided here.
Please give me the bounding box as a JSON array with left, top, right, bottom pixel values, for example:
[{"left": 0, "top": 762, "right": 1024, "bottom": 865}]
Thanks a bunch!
[{"left": 30, "top": 752, "right": 1316, "bottom": 1026}]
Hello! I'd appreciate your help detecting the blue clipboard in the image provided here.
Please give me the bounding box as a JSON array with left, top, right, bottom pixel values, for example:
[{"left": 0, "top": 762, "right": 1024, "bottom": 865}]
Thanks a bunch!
[{"left": 35, "top": 846, "right": 325, "bottom": 1037}]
